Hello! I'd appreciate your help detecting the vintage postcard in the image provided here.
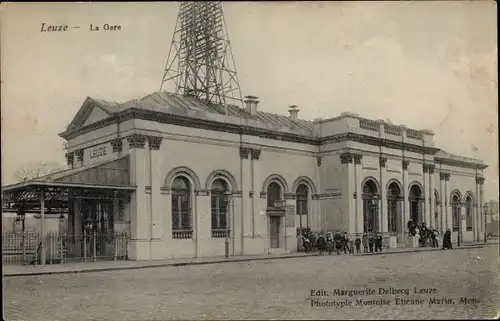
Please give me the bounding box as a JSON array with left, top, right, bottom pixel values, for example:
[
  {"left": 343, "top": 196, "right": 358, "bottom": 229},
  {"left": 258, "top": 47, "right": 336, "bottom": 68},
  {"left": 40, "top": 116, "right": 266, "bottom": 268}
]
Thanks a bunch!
[{"left": 1, "top": 1, "right": 498, "bottom": 320}]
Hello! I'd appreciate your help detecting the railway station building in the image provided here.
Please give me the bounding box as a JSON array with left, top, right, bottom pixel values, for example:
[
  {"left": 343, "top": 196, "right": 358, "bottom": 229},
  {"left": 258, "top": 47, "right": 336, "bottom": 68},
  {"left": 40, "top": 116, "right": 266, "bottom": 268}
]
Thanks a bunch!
[{"left": 2, "top": 92, "right": 488, "bottom": 261}]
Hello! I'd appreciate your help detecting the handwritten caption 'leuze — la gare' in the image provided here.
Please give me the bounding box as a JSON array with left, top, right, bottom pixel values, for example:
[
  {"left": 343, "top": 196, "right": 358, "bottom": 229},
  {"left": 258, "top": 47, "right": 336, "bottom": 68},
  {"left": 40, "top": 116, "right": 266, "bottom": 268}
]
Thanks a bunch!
[{"left": 40, "top": 23, "right": 122, "bottom": 32}]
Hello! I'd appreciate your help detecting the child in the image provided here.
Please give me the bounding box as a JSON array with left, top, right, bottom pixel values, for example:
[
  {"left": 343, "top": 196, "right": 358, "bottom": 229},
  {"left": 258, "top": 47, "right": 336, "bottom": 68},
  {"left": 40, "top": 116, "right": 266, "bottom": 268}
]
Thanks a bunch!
[{"left": 355, "top": 236, "right": 361, "bottom": 254}]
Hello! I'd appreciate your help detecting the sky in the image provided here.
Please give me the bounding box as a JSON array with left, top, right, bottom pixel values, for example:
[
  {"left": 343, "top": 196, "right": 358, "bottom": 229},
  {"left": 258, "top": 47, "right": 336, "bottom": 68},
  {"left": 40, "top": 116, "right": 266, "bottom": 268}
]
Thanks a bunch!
[{"left": 1, "top": 1, "right": 498, "bottom": 200}]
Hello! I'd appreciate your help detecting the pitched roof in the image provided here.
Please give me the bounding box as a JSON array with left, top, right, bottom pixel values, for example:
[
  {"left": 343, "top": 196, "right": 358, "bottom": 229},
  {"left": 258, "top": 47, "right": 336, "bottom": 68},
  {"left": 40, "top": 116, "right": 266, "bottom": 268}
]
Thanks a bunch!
[{"left": 80, "top": 91, "right": 314, "bottom": 133}]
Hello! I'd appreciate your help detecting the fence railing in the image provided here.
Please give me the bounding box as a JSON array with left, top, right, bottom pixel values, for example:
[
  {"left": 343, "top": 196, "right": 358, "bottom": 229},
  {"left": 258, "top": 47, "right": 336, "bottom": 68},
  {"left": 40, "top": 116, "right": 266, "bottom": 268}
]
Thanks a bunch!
[{"left": 2, "top": 231, "right": 129, "bottom": 265}]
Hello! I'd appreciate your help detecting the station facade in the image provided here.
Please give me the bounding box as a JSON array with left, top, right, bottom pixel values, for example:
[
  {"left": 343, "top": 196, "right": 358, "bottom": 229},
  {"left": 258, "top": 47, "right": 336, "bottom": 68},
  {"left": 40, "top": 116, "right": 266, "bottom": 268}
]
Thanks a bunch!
[{"left": 55, "top": 91, "right": 487, "bottom": 260}]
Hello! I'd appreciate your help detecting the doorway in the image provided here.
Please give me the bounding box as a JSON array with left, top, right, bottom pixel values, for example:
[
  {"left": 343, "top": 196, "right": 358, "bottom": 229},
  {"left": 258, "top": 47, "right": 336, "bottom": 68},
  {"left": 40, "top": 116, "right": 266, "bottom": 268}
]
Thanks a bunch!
[
  {"left": 80, "top": 199, "right": 114, "bottom": 257},
  {"left": 270, "top": 216, "right": 281, "bottom": 248}
]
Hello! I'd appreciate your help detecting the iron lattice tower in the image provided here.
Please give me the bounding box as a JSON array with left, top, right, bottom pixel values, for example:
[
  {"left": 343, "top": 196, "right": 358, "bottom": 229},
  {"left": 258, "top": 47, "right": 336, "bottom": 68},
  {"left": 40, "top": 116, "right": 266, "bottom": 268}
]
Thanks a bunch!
[{"left": 160, "top": 2, "right": 244, "bottom": 109}]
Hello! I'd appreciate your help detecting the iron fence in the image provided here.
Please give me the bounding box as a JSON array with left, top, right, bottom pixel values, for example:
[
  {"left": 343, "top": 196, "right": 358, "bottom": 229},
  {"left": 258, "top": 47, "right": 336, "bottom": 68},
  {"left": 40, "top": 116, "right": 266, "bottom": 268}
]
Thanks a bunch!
[{"left": 2, "top": 231, "right": 129, "bottom": 265}]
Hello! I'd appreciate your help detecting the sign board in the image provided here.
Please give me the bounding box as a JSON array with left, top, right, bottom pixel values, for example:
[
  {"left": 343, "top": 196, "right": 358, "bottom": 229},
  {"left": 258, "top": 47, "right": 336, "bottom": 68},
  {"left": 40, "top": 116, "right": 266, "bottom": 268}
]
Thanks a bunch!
[{"left": 84, "top": 143, "right": 115, "bottom": 165}]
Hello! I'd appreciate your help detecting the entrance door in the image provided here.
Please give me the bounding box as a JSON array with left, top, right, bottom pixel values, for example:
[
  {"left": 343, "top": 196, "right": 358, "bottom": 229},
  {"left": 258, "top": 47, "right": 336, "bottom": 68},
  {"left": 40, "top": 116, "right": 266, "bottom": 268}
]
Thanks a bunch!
[
  {"left": 81, "top": 200, "right": 114, "bottom": 257},
  {"left": 270, "top": 216, "right": 281, "bottom": 248}
]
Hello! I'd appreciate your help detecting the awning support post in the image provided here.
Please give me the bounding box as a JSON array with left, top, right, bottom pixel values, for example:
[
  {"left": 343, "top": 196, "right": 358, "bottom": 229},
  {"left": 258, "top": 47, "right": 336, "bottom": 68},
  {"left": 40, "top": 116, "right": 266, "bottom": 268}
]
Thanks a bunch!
[{"left": 40, "top": 186, "right": 46, "bottom": 265}]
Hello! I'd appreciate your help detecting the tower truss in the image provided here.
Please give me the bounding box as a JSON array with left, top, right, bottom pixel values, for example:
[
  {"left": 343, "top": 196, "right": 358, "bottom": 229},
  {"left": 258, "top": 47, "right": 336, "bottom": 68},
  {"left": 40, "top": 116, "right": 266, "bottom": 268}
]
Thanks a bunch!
[{"left": 160, "top": 2, "right": 244, "bottom": 109}]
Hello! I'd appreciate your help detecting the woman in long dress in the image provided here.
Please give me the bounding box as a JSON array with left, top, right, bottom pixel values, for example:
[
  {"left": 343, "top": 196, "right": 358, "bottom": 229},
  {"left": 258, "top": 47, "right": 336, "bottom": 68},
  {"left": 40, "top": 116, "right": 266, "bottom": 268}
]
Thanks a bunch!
[{"left": 442, "top": 228, "right": 452, "bottom": 249}]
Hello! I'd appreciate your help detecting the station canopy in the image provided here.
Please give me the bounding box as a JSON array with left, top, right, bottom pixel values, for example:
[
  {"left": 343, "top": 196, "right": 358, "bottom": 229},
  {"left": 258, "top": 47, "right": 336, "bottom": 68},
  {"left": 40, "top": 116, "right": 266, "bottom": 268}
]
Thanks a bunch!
[{"left": 2, "top": 156, "right": 135, "bottom": 214}]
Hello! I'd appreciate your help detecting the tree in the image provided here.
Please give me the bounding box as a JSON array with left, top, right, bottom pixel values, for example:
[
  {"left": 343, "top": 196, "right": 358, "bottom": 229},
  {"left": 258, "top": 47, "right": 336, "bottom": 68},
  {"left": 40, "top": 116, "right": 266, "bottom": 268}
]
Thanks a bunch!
[{"left": 14, "top": 161, "right": 64, "bottom": 182}]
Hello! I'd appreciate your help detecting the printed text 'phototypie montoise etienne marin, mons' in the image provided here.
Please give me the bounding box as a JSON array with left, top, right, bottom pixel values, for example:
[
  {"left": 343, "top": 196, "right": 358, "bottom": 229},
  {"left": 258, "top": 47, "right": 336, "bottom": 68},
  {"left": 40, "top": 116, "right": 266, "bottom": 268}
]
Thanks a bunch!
[{"left": 309, "top": 287, "right": 481, "bottom": 308}]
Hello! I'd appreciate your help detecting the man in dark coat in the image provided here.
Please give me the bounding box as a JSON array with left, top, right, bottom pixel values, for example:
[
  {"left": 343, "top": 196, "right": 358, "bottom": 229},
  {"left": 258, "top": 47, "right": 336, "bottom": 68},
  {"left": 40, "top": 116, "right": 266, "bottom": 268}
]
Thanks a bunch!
[
  {"left": 354, "top": 236, "right": 362, "bottom": 254},
  {"left": 317, "top": 234, "right": 327, "bottom": 255},
  {"left": 375, "top": 232, "right": 383, "bottom": 252},
  {"left": 368, "top": 233, "right": 375, "bottom": 253},
  {"left": 407, "top": 220, "right": 414, "bottom": 236},
  {"left": 334, "top": 230, "right": 343, "bottom": 255},
  {"left": 342, "top": 232, "right": 351, "bottom": 254},
  {"left": 442, "top": 228, "right": 452, "bottom": 249}
]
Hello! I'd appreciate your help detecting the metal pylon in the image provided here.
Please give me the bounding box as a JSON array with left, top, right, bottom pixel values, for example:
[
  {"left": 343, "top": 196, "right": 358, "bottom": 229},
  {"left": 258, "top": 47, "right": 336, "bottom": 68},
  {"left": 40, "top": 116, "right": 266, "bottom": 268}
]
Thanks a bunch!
[{"left": 160, "top": 2, "right": 244, "bottom": 110}]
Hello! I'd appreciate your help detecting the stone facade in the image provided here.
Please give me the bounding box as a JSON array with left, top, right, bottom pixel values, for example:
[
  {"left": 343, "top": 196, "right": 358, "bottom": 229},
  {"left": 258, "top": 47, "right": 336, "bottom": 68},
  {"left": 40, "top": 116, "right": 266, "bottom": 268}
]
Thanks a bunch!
[{"left": 59, "top": 94, "right": 488, "bottom": 260}]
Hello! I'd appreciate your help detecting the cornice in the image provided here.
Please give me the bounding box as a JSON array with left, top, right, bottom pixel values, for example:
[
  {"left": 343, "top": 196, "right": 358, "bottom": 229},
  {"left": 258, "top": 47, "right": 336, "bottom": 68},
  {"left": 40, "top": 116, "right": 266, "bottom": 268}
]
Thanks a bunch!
[
  {"left": 435, "top": 157, "right": 488, "bottom": 170},
  {"left": 60, "top": 108, "right": 486, "bottom": 169}
]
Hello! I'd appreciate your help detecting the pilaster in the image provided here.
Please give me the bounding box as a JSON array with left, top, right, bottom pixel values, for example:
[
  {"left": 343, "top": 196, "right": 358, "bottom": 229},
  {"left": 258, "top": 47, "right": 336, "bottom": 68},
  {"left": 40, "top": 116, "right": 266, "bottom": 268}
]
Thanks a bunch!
[
  {"left": 147, "top": 136, "right": 164, "bottom": 258},
  {"left": 442, "top": 173, "right": 451, "bottom": 230},
  {"left": 127, "top": 134, "right": 149, "bottom": 260},
  {"left": 250, "top": 148, "right": 262, "bottom": 237},
  {"left": 401, "top": 160, "right": 409, "bottom": 241},
  {"left": 160, "top": 187, "right": 172, "bottom": 257},
  {"left": 423, "top": 164, "right": 430, "bottom": 225},
  {"left": 439, "top": 173, "right": 446, "bottom": 233},
  {"left": 379, "top": 157, "right": 388, "bottom": 233},
  {"left": 231, "top": 192, "right": 243, "bottom": 255},
  {"left": 477, "top": 176, "right": 485, "bottom": 239},
  {"left": 195, "top": 189, "right": 211, "bottom": 257},
  {"left": 340, "top": 153, "right": 355, "bottom": 234},
  {"left": 429, "top": 165, "right": 436, "bottom": 229},
  {"left": 475, "top": 177, "right": 481, "bottom": 240},
  {"left": 240, "top": 147, "right": 252, "bottom": 240},
  {"left": 354, "top": 155, "right": 363, "bottom": 236}
]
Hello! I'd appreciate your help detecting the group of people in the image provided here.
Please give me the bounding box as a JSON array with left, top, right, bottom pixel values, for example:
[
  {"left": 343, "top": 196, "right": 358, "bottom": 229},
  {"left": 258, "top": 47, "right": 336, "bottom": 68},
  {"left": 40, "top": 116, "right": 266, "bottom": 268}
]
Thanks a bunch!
[
  {"left": 298, "top": 230, "right": 384, "bottom": 255},
  {"left": 298, "top": 223, "right": 454, "bottom": 254},
  {"left": 407, "top": 219, "right": 446, "bottom": 248}
]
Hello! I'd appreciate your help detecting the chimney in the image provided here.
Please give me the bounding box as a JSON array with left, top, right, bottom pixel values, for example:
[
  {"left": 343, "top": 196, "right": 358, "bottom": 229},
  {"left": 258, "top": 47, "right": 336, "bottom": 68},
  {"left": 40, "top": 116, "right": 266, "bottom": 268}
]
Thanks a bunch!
[
  {"left": 244, "top": 96, "right": 259, "bottom": 115},
  {"left": 288, "top": 105, "right": 299, "bottom": 122}
]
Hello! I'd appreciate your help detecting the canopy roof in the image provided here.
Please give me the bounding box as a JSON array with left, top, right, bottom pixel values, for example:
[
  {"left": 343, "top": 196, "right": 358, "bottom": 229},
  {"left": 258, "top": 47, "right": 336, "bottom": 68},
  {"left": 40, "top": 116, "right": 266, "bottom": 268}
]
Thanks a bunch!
[{"left": 2, "top": 156, "right": 135, "bottom": 213}]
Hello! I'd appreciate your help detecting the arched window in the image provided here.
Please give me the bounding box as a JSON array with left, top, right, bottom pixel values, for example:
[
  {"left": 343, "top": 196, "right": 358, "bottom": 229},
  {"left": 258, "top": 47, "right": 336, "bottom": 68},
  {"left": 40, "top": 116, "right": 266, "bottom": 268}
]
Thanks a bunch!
[
  {"left": 172, "top": 176, "right": 192, "bottom": 238},
  {"left": 466, "top": 196, "right": 473, "bottom": 231},
  {"left": 267, "top": 182, "right": 282, "bottom": 208},
  {"left": 451, "top": 194, "right": 460, "bottom": 231},
  {"left": 387, "top": 182, "right": 401, "bottom": 233},
  {"left": 409, "top": 185, "right": 423, "bottom": 223},
  {"left": 363, "top": 180, "right": 378, "bottom": 233},
  {"left": 296, "top": 184, "right": 309, "bottom": 232},
  {"left": 296, "top": 184, "right": 308, "bottom": 216},
  {"left": 211, "top": 179, "right": 228, "bottom": 237}
]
